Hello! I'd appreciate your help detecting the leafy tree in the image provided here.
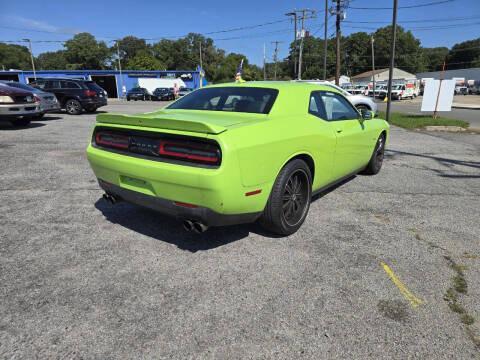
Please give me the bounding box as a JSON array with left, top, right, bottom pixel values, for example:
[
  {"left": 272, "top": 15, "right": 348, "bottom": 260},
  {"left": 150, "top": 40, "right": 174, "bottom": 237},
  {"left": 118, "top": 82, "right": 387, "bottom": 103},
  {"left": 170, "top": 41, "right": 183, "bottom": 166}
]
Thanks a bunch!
[
  {"left": 36, "top": 50, "right": 68, "bottom": 70},
  {"left": 0, "top": 43, "right": 32, "bottom": 70},
  {"left": 64, "top": 32, "right": 111, "bottom": 69},
  {"left": 420, "top": 47, "right": 449, "bottom": 72},
  {"left": 126, "top": 50, "right": 165, "bottom": 70},
  {"left": 115, "top": 36, "right": 149, "bottom": 64},
  {"left": 447, "top": 38, "right": 480, "bottom": 70}
]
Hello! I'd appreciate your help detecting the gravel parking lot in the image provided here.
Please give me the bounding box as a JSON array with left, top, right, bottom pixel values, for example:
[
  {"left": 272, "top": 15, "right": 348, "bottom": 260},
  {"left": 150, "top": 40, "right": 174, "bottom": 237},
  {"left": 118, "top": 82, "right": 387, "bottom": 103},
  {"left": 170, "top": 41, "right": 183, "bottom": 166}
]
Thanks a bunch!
[{"left": 1, "top": 101, "right": 479, "bottom": 358}]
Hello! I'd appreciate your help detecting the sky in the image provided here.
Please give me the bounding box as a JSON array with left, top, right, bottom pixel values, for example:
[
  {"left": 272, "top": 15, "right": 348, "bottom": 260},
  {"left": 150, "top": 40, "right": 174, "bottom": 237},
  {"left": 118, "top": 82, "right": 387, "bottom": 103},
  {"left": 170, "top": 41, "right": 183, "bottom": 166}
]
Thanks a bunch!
[{"left": 1, "top": 0, "right": 480, "bottom": 66}]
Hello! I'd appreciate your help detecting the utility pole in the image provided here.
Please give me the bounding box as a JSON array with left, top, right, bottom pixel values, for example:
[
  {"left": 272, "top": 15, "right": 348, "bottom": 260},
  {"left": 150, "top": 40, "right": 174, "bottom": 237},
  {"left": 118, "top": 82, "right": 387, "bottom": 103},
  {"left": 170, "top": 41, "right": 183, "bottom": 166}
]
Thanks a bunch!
[
  {"left": 386, "top": 0, "right": 398, "bottom": 123},
  {"left": 297, "top": 9, "right": 316, "bottom": 80},
  {"left": 335, "top": 0, "right": 341, "bottom": 85},
  {"left": 22, "top": 39, "right": 36, "bottom": 80},
  {"left": 263, "top": 43, "right": 267, "bottom": 80},
  {"left": 271, "top": 41, "right": 282, "bottom": 80},
  {"left": 285, "top": 12, "right": 298, "bottom": 79},
  {"left": 199, "top": 42, "right": 203, "bottom": 88},
  {"left": 371, "top": 36, "right": 376, "bottom": 99},
  {"left": 323, "top": 0, "right": 328, "bottom": 80},
  {"left": 116, "top": 41, "right": 124, "bottom": 100}
]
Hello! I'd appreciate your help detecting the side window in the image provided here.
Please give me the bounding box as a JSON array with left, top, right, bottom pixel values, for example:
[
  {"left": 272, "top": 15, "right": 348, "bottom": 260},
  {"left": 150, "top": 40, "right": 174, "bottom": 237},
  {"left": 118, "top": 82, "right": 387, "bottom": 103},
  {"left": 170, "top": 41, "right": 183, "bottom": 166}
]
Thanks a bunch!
[
  {"left": 46, "top": 80, "right": 61, "bottom": 89},
  {"left": 61, "top": 81, "right": 80, "bottom": 89},
  {"left": 319, "top": 92, "right": 359, "bottom": 121},
  {"left": 308, "top": 92, "right": 326, "bottom": 119},
  {"left": 31, "top": 80, "right": 45, "bottom": 89}
]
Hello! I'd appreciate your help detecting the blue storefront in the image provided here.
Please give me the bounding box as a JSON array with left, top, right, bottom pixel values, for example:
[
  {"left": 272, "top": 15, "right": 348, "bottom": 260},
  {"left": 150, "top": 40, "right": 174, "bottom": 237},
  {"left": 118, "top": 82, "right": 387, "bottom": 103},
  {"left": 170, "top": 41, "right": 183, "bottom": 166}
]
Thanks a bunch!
[{"left": 0, "top": 69, "right": 206, "bottom": 98}]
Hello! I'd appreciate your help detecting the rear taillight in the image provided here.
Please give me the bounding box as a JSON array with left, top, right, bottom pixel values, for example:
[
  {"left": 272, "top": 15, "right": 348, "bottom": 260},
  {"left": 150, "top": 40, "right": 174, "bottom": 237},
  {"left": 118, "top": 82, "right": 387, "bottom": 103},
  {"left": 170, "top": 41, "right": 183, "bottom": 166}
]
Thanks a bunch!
[
  {"left": 95, "top": 132, "right": 129, "bottom": 149},
  {"left": 84, "top": 90, "right": 97, "bottom": 97},
  {"left": 158, "top": 140, "right": 220, "bottom": 165}
]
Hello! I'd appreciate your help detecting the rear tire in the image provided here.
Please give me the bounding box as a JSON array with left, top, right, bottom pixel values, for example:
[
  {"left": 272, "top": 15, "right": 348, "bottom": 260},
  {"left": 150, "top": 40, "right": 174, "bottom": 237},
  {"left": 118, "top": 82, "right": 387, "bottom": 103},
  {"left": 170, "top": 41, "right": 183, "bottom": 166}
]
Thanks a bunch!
[
  {"left": 361, "top": 133, "right": 386, "bottom": 175},
  {"left": 10, "top": 118, "right": 31, "bottom": 127},
  {"left": 259, "top": 159, "right": 312, "bottom": 236},
  {"left": 65, "top": 99, "right": 82, "bottom": 115}
]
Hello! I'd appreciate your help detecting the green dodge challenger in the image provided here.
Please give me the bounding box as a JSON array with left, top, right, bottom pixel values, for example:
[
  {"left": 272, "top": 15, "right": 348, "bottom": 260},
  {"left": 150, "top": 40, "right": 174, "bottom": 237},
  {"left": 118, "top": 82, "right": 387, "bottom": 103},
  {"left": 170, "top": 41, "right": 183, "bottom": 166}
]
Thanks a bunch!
[{"left": 87, "top": 81, "right": 389, "bottom": 235}]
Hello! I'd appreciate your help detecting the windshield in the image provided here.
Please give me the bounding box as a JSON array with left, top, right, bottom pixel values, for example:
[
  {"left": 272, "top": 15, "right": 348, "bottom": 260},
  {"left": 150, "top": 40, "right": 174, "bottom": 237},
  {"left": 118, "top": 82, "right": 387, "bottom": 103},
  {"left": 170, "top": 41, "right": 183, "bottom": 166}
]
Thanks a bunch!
[
  {"left": 130, "top": 88, "right": 143, "bottom": 92},
  {"left": 167, "top": 87, "right": 278, "bottom": 114},
  {"left": 392, "top": 85, "right": 404, "bottom": 90},
  {"left": 155, "top": 88, "right": 168, "bottom": 91}
]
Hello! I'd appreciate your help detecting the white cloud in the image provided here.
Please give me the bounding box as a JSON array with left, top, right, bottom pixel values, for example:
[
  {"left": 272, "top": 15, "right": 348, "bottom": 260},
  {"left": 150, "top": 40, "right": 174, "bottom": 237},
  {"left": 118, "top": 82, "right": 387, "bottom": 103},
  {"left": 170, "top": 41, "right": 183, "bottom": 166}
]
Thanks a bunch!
[{"left": 0, "top": 15, "right": 80, "bottom": 34}]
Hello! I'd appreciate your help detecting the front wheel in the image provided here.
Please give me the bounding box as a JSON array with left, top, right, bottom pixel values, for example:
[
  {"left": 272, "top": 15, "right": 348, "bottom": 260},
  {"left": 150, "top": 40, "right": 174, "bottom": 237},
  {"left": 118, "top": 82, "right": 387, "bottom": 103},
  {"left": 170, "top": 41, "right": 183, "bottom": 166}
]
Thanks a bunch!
[
  {"left": 361, "top": 134, "right": 386, "bottom": 175},
  {"left": 259, "top": 159, "right": 312, "bottom": 236}
]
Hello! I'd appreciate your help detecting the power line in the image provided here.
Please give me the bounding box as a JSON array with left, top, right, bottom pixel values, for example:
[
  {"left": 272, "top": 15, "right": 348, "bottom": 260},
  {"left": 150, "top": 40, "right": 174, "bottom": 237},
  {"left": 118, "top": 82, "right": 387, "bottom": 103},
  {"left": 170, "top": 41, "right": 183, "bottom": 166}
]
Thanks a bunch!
[
  {"left": 345, "top": 15, "right": 480, "bottom": 24},
  {"left": 349, "top": 0, "right": 457, "bottom": 10}
]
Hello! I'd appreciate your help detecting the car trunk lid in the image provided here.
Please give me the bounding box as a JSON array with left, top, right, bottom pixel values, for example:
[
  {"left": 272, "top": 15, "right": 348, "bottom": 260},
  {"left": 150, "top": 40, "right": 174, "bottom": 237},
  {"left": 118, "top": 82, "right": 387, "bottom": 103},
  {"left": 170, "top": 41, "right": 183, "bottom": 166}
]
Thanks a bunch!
[{"left": 96, "top": 109, "right": 267, "bottom": 135}]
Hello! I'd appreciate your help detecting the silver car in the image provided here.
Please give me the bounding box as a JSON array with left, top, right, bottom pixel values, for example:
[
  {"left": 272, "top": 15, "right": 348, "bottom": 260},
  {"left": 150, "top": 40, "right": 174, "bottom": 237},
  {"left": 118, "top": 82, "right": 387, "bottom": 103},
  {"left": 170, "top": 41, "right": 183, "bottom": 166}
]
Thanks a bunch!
[
  {"left": 297, "top": 80, "right": 378, "bottom": 115},
  {"left": 0, "top": 81, "right": 60, "bottom": 119}
]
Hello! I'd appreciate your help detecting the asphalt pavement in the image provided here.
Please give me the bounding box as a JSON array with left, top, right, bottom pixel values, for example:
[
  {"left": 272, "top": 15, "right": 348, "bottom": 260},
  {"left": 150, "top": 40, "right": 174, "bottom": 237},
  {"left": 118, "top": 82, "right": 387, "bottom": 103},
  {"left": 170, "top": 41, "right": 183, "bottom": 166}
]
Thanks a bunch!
[{"left": 1, "top": 101, "right": 479, "bottom": 358}]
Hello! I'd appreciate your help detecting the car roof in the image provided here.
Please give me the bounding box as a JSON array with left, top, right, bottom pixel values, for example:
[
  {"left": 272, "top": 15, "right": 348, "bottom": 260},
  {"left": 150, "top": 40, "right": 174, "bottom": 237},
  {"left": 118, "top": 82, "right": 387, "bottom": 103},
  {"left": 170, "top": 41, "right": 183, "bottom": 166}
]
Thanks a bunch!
[{"left": 205, "top": 81, "right": 340, "bottom": 93}]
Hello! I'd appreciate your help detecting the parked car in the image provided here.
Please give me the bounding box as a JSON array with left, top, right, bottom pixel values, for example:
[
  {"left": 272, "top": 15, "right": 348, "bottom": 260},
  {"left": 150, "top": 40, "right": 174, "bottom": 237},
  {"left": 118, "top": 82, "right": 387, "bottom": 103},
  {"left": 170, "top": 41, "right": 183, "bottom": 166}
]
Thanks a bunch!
[
  {"left": 0, "top": 83, "right": 42, "bottom": 127},
  {"left": 368, "top": 85, "right": 387, "bottom": 99},
  {"left": 152, "top": 87, "right": 175, "bottom": 101},
  {"left": 178, "top": 87, "right": 193, "bottom": 97},
  {"left": 454, "top": 86, "right": 468, "bottom": 95},
  {"left": 126, "top": 87, "right": 151, "bottom": 101},
  {"left": 299, "top": 80, "right": 378, "bottom": 114},
  {"left": 1, "top": 81, "right": 60, "bottom": 118},
  {"left": 87, "top": 82, "right": 389, "bottom": 235},
  {"left": 29, "top": 78, "right": 107, "bottom": 115}
]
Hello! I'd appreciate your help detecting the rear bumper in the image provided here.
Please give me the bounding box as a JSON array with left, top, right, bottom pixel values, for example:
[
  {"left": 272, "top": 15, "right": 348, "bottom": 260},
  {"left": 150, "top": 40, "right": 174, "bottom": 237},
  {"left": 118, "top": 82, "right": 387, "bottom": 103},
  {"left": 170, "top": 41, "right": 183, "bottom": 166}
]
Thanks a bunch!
[
  {"left": 99, "top": 179, "right": 261, "bottom": 226},
  {"left": 81, "top": 98, "right": 107, "bottom": 108}
]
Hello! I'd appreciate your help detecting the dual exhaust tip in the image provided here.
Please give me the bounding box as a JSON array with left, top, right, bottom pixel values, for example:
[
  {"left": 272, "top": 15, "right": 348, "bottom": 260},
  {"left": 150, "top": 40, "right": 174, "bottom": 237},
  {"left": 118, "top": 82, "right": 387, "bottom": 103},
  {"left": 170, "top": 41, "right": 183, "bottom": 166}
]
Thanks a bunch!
[
  {"left": 102, "top": 193, "right": 208, "bottom": 233},
  {"left": 102, "top": 193, "right": 119, "bottom": 205},
  {"left": 183, "top": 220, "right": 208, "bottom": 233}
]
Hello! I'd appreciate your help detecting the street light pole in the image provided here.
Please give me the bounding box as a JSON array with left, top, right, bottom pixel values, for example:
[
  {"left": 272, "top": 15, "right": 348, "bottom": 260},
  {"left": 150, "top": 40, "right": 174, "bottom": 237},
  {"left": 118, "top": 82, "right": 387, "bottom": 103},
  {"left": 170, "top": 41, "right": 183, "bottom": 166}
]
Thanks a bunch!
[
  {"left": 116, "top": 41, "right": 124, "bottom": 99},
  {"left": 286, "top": 12, "right": 298, "bottom": 79},
  {"left": 23, "top": 39, "right": 36, "bottom": 80},
  {"left": 335, "top": 0, "right": 341, "bottom": 85},
  {"left": 386, "top": 0, "right": 398, "bottom": 123},
  {"left": 371, "top": 36, "right": 376, "bottom": 100},
  {"left": 323, "top": 0, "right": 328, "bottom": 80}
]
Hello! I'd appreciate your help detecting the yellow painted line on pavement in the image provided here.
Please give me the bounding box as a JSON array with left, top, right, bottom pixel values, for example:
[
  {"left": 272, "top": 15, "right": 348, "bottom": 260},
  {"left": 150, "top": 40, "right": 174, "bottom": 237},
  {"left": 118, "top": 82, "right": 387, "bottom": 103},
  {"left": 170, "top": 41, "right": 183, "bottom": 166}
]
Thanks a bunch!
[{"left": 381, "top": 261, "right": 424, "bottom": 308}]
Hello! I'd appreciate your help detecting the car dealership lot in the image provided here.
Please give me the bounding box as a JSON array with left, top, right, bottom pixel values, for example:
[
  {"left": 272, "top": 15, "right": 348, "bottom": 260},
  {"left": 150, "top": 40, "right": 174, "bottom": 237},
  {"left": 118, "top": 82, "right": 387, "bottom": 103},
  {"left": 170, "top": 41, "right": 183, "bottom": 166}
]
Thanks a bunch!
[{"left": 1, "top": 102, "right": 479, "bottom": 358}]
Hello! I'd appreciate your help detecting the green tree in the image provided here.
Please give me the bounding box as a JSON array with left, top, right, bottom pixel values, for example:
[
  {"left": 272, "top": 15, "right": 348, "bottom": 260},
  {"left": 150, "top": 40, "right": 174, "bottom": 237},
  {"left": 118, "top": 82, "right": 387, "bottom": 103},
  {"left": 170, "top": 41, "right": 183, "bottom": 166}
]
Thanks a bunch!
[
  {"left": 0, "top": 43, "right": 32, "bottom": 70},
  {"left": 115, "top": 36, "right": 149, "bottom": 64},
  {"left": 126, "top": 50, "right": 165, "bottom": 70},
  {"left": 36, "top": 50, "right": 68, "bottom": 70},
  {"left": 420, "top": 47, "right": 449, "bottom": 72},
  {"left": 64, "top": 32, "right": 111, "bottom": 69},
  {"left": 447, "top": 38, "right": 480, "bottom": 69}
]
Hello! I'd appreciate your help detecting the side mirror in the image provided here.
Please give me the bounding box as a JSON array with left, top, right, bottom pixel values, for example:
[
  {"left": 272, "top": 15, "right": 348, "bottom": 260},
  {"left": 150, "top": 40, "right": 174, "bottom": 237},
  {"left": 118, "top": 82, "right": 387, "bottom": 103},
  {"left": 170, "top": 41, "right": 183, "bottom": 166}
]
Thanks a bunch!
[{"left": 360, "top": 109, "right": 373, "bottom": 120}]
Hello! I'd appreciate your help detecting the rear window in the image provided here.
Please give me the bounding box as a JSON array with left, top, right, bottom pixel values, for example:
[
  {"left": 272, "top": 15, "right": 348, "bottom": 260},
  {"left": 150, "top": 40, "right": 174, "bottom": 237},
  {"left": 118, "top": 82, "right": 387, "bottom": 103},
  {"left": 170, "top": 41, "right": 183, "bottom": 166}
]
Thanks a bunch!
[
  {"left": 167, "top": 87, "right": 278, "bottom": 114},
  {"left": 86, "top": 82, "right": 104, "bottom": 92}
]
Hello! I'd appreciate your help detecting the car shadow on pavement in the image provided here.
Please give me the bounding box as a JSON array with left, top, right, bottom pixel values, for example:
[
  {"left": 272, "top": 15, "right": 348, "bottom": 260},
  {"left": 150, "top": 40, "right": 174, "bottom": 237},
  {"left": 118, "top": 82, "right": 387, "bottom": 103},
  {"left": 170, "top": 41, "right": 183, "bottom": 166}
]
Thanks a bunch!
[
  {"left": 385, "top": 149, "right": 480, "bottom": 169},
  {"left": 0, "top": 122, "right": 46, "bottom": 130},
  {"left": 95, "top": 199, "right": 255, "bottom": 252}
]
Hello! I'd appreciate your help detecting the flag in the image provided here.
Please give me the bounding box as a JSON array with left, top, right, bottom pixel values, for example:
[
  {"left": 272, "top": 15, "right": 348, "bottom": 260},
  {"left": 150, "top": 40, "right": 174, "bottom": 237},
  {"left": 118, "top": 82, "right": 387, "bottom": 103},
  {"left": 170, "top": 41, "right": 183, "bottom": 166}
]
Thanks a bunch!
[{"left": 235, "top": 58, "right": 246, "bottom": 83}]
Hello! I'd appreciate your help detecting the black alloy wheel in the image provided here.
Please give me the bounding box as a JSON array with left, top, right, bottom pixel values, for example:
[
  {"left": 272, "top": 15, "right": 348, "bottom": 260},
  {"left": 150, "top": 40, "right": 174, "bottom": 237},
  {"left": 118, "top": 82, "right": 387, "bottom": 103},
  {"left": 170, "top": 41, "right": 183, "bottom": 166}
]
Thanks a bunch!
[
  {"left": 362, "top": 134, "right": 386, "bottom": 175},
  {"left": 260, "top": 159, "right": 312, "bottom": 236}
]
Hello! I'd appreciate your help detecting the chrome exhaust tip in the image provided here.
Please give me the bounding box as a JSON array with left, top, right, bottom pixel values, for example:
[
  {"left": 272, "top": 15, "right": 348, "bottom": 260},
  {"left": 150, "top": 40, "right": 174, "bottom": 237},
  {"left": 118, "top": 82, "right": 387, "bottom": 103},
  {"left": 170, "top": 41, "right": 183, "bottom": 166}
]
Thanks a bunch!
[
  {"left": 192, "top": 221, "right": 208, "bottom": 233},
  {"left": 183, "top": 220, "right": 194, "bottom": 232}
]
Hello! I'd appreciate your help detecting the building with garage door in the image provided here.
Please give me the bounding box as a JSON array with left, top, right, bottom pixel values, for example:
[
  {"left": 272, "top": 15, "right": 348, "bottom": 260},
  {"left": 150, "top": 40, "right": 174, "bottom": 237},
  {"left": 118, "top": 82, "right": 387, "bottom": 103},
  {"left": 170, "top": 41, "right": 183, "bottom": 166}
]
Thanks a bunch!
[
  {"left": 351, "top": 67, "right": 417, "bottom": 83},
  {"left": 0, "top": 69, "right": 206, "bottom": 98}
]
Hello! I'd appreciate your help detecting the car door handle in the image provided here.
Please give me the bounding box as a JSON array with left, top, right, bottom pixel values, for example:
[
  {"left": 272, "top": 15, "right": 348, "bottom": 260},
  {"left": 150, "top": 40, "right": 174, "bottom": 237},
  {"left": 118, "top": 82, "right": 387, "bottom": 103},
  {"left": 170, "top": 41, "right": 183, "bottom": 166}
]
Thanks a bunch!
[{"left": 336, "top": 128, "right": 343, "bottom": 133}]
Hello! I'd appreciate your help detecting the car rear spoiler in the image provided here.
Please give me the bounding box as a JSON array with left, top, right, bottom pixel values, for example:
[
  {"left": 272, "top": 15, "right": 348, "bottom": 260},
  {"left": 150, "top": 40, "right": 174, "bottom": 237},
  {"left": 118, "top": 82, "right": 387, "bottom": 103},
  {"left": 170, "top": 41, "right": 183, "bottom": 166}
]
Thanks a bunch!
[{"left": 96, "top": 113, "right": 228, "bottom": 135}]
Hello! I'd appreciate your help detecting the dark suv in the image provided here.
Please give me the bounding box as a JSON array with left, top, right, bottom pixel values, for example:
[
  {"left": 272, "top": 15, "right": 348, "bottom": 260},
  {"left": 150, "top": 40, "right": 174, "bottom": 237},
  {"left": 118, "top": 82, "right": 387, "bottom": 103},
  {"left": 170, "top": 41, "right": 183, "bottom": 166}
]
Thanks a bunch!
[
  {"left": 29, "top": 78, "right": 107, "bottom": 115},
  {"left": 126, "top": 87, "right": 151, "bottom": 101}
]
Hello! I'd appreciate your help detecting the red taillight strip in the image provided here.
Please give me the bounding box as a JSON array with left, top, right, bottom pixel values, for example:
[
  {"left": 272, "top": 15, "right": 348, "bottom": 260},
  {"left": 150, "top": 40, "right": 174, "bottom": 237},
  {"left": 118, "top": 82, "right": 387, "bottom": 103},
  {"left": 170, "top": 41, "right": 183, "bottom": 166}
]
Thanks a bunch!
[
  {"left": 159, "top": 141, "right": 219, "bottom": 164},
  {"left": 174, "top": 201, "right": 198, "bottom": 208},
  {"left": 95, "top": 132, "right": 129, "bottom": 149}
]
